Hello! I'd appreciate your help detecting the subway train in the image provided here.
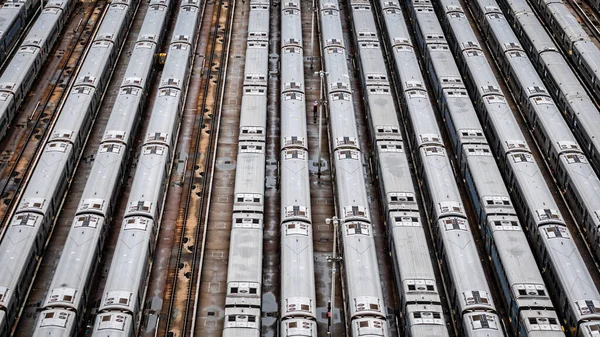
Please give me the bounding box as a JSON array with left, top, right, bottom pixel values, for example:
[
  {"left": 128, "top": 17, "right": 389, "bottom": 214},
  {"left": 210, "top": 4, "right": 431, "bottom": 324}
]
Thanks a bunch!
[
  {"left": 222, "top": 0, "right": 269, "bottom": 336},
  {"left": 375, "top": 0, "right": 509, "bottom": 336},
  {"left": 318, "top": 0, "right": 394, "bottom": 336},
  {"left": 401, "top": 0, "right": 569, "bottom": 336},
  {"left": 279, "top": 0, "right": 318, "bottom": 337},
  {"left": 0, "top": 0, "right": 138, "bottom": 335},
  {"left": 29, "top": 0, "right": 171, "bottom": 336},
  {"left": 431, "top": 0, "right": 600, "bottom": 336},
  {"left": 500, "top": 0, "right": 600, "bottom": 115},
  {"left": 489, "top": 0, "right": 600, "bottom": 180},
  {"left": 88, "top": 0, "right": 201, "bottom": 335},
  {"left": 0, "top": 0, "right": 75, "bottom": 140},
  {"left": 346, "top": 1, "right": 451, "bottom": 337},
  {"left": 487, "top": 0, "right": 600, "bottom": 266},
  {"left": 0, "top": 0, "right": 41, "bottom": 67},
  {"left": 470, "top": 1, "right": 600, "bottom": 335}
]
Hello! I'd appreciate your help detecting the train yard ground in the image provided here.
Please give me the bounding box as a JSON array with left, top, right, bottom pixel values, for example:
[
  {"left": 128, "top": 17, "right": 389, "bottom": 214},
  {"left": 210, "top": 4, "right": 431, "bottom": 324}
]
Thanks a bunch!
[{"left": 3, "top": 0, "right": 600, "bottom": 336}]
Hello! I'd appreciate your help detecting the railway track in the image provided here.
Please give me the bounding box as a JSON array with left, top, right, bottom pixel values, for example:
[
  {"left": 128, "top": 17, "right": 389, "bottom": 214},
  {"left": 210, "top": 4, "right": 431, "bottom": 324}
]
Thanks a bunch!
[
  {"left": 162, "top": 0, "right": 233, "bottom": 336},
  {"left": 0, "top": 0, "right": 107, "bottom": 232},
  {"left": 260, "top": 1, "right": 279, "bottom": 335},
  {"left": 191, "top": 0, "right": 250, "bottom": 335},
  {"left": 566, "top": 0, "right": 600, "bottom": 42}
]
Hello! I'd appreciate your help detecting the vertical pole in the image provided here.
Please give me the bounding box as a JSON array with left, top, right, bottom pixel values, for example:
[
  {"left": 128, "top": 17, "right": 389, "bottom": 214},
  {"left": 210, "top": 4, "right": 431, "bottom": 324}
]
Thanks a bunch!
[
  {"left": 317, "top": 71, "right": 324, "bottom": 180},
  {"left": 326, "top": 216, "right": 341, "bottom": 337},
  {"left": 310, "top": 0, "right": 315, "bottom": 70},
  {"left": 330, "top": 218, "right": 338, "bottom": 337}
]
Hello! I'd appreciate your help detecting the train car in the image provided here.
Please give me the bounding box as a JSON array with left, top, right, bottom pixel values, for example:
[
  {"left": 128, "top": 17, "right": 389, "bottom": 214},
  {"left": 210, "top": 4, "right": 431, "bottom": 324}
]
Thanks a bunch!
[
  {"left": 226, "top": 201, "right": 264, "bottom": 307},
  {"left": 507, "top": 0, "right": 600, "bottom": 105},
  {"left": 231, "top": 149, "right": 265, "bottom": 212},
  {"left": 279, "top": 1, "right": 317, "bottom": 336},
  {"left": 32, "top": 11, "right": 170, "bottom": 331},
  {"left": 90, "top": 0, "right": 199, "bottom": 335},
  {"left": 0, "top": 0, "right": 74, "bottom": 140},
  {"left": 279, "top": 88, "right": 304, "bottom": 148},
  {"left": 279, "top": 153, "right": 310, "bottom": 225},
  {"left": 387, "top": 212, "right": 439, "bottom": 303},
  {"left": 239, "top": 89, "right": 267, "bottom": 143},
  {"left": 243, "top": 42, "right": 268, "bottom": 87},
  {"left": 459, "top": 0, "right": 600, "bottom": 335},
  {"left": 489, "top": 0, "right": 600, "bottom": 266},
  {"left": 38, "top": 211, "right": 111, "bottom": 313},
  {"left": 338, "top": 215, "right": 387, "bottom": 319},
  {"left": 97, "top": 184, "right": 162, "bottom": 325},
  {"left": 376, "top": 143, "right": 415, "bottom": 215},
  {"left": 318, "top": 0, "right": 391, "bottom": 335},
  {"left": 247, "top": 1, "right": 268, "bottom": 42},
  {"left": 349, "top": 2, "right": 450, "bottom": 336},
  {"left": 222, "top": 1, "right": 269, "bottom": 336},
  {"left": 280, "top": 210, "right": 316, "bottom": 317},
  {"left": 0, "top": 0, "right": 137, "bottom": 333},
  {"left": 494, "top": 0, "right": 600, "bottom": 176},
  {"left": 0, "top": 0, "right": 42, "bottom": 65},
  {"left": 540, "top": 2, "right": 587, "bottom": 48}
]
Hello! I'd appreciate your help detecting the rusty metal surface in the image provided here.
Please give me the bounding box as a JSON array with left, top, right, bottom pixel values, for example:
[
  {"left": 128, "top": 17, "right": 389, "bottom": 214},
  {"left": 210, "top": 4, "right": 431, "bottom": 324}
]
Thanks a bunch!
[
  {"left": 149, "top": 0, "right": 235, "bottom": 336},
  {"left": 142, "top": 6, "right": 206, "bottom": 337},
  {"left": 192, "top": 0, "right": 247, "bottom": 335}
]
